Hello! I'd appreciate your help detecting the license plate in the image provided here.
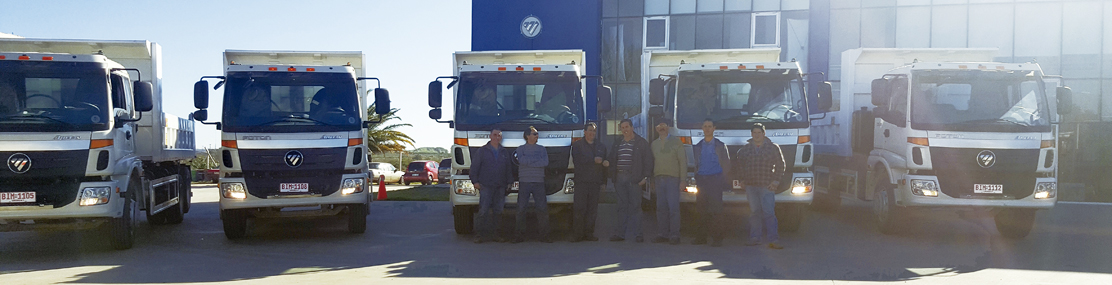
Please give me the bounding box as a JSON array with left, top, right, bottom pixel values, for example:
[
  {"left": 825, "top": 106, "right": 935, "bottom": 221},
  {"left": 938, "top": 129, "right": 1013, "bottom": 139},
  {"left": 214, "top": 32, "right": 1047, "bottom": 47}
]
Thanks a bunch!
[
  {"left": 412, "top": 174, "right": 419, "bottom": 177},
  {"left": 732, "top": 180, "right": 742, "bottom": 189},
  {"left": 973, "top": 184, "right": 1003, "bottom": 194},
  {"left": 0, "top": 192, "right": 35, "bottom": 204},
  {"left": 511, "top": 181, "right": 520, "bottom": 191},
  {"left": 279, "top": 183, "right": 309, "bottom": 193}
]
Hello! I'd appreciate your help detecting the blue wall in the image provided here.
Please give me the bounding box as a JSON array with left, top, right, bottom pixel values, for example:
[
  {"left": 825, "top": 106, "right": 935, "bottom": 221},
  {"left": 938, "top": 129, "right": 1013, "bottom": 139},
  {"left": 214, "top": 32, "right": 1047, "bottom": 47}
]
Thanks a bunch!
[{"left": 472, "top": 0, "right": 603, "bottom": 121}]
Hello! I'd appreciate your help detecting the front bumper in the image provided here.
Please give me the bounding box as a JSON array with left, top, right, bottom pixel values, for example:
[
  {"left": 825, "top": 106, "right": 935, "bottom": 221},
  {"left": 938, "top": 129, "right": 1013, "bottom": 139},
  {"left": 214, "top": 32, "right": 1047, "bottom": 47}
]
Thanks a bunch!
[
  {"left": 0, "top": 181, "right": 124, "bottom": 231},
  {"left": 895, "top": 175, "right": 1056, "bottom": 209},
  {"left": 680, "top": 173, "right": 814, "bottom": 205},
  {"left": 219, "top": 175, "right": 370, "bottom": 211}
]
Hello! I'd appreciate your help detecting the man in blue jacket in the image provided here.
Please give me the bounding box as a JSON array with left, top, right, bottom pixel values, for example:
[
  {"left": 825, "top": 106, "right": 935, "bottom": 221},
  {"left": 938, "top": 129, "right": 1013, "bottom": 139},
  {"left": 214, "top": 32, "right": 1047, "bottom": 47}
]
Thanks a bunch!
[
  {"left": 692, "top": 119, "right": 732, "bottom": 247},
  {"left": 470, "top": 128, "right": 513, "bottom": 243}
]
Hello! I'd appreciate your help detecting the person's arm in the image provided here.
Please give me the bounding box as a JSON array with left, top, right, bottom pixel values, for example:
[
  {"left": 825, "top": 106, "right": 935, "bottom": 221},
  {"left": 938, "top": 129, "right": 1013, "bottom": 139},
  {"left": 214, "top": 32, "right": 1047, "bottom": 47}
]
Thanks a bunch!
[
  {"left": 521, "top": 146, "right": 548, "bottom": 168},
  {"left": 770, "top": 144, "right": 786, "bottom": 188},
  {"left": 676, "top": 140, "right": 688, "bottom": 179},
  {"left": 502, "top": 149, "right": 514, "bottom": 186},
  {"left": 572, "top": 142, "right": 590, "bottom": 168},
  {"left": 641, "top": 139, "right": 655, "bottom": 184},
  {"left": 470, "top": 148, "right": 484, "bottom": 190},
  {"left": 719, "top": 142, "right": 732, "bottom": 176},
  {"left": 733, "top": 146, "right": 745, "bottom": 186}
]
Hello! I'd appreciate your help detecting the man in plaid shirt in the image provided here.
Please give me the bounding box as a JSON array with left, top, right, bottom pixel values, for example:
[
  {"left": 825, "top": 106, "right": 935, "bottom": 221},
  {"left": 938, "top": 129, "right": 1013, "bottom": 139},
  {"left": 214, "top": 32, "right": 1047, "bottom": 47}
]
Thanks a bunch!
[{"left": 734, "top": 123, "right": 786, "bottom": 249}]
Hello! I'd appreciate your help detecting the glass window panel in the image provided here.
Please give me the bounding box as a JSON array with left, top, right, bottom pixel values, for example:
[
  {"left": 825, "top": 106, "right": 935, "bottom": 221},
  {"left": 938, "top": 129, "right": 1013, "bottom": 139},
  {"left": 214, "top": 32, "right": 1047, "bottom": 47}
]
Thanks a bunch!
[
  {"left": 968, "top": 4, "right": 1013, "bottom": 60},
  {"left": 602, "top": 19, "right": 620, "bottom": 81},
  {"left": 897, "top": 0, "right": 930, "bottom": 5},
  {"left": 784, "top": 11, "right": 809, "bottom": 71},
  {"left": 969, "top": 0, "right": 1010, "bottom": 3},
  {"left": 1015, "top": 2, "right": 1061, "bottom": 74},
  {"left": 672, "top": 0, "right": 697, "bottom": 14},
  {"left": 696, "top": 14, "right": 725, "bottom": 49},
  {"left": 829, "top": 9, "right": 862, "bottom": 81},
  {"left": 1064, "top": 79, "right": 1101, "bottom": 122},
  {"left": 671, "top": 15, "right": 697, "bottom": 50},
  {"left": 1104, "top": 80, "right": 1112, "bottom": 121},
  {"left": 861, "top": 8, "right": 896, "bottom": 48},
  {"left": 753, "top": 13, "right": 779, "bottom": 46},
  {"left": 646, "top": 0, "right": 670, "bottom": 15},
  {"left": 724, "top": 13, "right": 752, "bottom": 48},
  {"left": 896, "top": 6, "right": 931, "bottom": 48},
  {"left": 620, "top": 17, "right": 644, "bottom": 81},
  {"left": 1105, "top": 4, "right": 1112, "bottom": 77},
  {"left": 930, "top": 5, "right": 967, "bottom": 48},
  {"left": 619, "top": 0, "right": 645, "bottom": 16},
  {"left": 753, "top": 0, "right": 780, "bottom": 11},
  {"left": 862, "top": 0, "right": 895, "bottom": 7},
  {"left": 611, "top": 83, "right": 644, "bottom": 121},
  {"left": 933, "top": 0, "right": 967, "bottom": 4},
  {"left": 781, "top": 0, "right": 809, "bottom": 10},
  {"left": 604, "top": 0, "right": 619, "bottom": 17},
  {"left": 646, "top": 18, "right": 669, "bottom": 48},
  {"left": 725, "top": 0, "right": 752, "bottom": 11},
  {"left": 698, "top": 0, "right": 724, "bottom": 12},
  {"left": 1062, "top": 2, "right": 1102, "bottom": 79},
  {"left": 832, "top": 0, "right": 861, "bottom": 9}
]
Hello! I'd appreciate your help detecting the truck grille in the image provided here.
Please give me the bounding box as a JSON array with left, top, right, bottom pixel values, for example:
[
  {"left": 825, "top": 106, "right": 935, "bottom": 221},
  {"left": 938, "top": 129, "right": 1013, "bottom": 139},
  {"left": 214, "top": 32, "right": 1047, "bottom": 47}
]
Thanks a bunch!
[
  {"left": 0, "top": 150, "right": 88, "bottom": 207},
  {"left": 929, "top": 147, "right": 1039, "bottom": 199},
  {"left": 238, "top": 148, "right": 346, "bottom": 198}
]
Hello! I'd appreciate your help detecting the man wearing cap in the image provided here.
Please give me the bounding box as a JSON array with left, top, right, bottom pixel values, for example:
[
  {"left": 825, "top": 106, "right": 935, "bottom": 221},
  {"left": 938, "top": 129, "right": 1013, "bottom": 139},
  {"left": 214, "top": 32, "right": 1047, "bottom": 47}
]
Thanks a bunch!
[{"left": 650, "top": 119, "right": 686, "bottom": 245}]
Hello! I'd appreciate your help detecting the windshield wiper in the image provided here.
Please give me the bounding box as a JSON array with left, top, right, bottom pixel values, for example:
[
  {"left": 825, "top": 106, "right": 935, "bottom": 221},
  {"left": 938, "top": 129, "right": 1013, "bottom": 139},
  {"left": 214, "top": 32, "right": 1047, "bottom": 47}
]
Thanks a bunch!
[
  {"left": 500, "top": 116, "right": 557, "bottom": 125},
  {"left": 961, "top": 118, "right": 1030, "bottom": 127},
  {"left": 0, "top": 114, "right": 81, "bottom": 128},
  {"left": 259, "top": 116, "right": 330, "bottom": 126}
]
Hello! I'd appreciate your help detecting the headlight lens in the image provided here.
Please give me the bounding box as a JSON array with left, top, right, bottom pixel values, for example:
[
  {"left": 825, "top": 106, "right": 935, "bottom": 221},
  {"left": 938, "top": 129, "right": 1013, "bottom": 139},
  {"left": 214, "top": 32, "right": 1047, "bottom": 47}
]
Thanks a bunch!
[
  {"left": 221, "top": 182, "right": 247, "bottom": 199},
  {"left": 791, "top": 177, "right": 813, "bottom": 194},
  {"left": 1034, "top": 182, "right": 1056, "bottom": 199},
  {"left": 341, "top": 178, "right": 365, "bottom": 195},
  {"left": 79, "top": 186, "right": 112, "bottom": 206},
  {"left": 910, "top": 179, "right": 940, "bottom": 197},
  {"left": 685, "top": 177, "right": 698, "bottom": 193},
  {"left": 564, "top": 178, "right": 575, "bottom": 194},
  {"left": 454, "top": 179, "right": 477, "bottom": 196}
]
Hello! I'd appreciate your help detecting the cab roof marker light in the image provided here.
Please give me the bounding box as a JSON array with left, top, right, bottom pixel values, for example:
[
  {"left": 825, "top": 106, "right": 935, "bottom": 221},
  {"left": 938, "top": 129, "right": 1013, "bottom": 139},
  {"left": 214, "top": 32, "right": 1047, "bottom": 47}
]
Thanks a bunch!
[
  {"left": 959, "top": 65, "right": 968, "bottom": 69},
  {"left": 719, "top": 66, "right": 728, "bottom": 70},
  {"left": 755, "top": 65, "right": 765, "bottom": 69},
  {"left": 307, "top": 68, "right": 315, "bottom": 71},
  {"left": 533, "top": 67, "right": 542, "bottom": 71},
  {"left": 515, "top": 66, "right": 524, "bottom": 71},
  {"left": 498, "top": 67, "right": 507, "bottom": 71},
  {"left": 738, "top": 65, "right": 746, "bottom": 69},
  {"left": 0, "top": 55, "right": 6, "bottom": 59},
  {"left": 996, "top": 66, "right": 1005, "bottom": 70},
  {"left": 18, "top": 55, "right": 29, "bottom": 60},
  {"left": 268, "top": 67, "right": 278, "bottom": 71},
  {"left": 287, "top": 67, "right": 296, "bottom": 71},
  {"left": 42, "top": 56, "right": 53, "bottom": 61}
]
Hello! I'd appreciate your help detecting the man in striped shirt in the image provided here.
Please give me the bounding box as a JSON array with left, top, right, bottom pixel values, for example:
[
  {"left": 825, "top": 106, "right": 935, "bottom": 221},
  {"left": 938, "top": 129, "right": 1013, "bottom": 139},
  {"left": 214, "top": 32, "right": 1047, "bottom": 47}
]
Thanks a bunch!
[{"left": 608, "top": 119, "right": 653, "bottom": 242}]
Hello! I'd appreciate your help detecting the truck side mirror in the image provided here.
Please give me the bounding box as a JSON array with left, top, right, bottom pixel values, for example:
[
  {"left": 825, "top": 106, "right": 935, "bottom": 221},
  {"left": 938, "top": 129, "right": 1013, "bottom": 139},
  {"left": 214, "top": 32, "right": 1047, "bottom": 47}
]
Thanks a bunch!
[
  {"left": 597, "top": 85, "right": 613, "bottom": 113},
  {"left": 133, "top": 81, "right": 154, "bottom": 112},
  {"left": 428, "top": 81, "right": 443, "bottom": 108},
  {"left": 648, "top": 78, "right": 665, "bottom": 105},
  {"left": 429, "top": 108, "right": 442, "bottom": 120},
  {"left": 817, "top": 81, "right": 833, "bottom": 112},
  {"left": 192, "top": 109, "right": 208, "bottom": 122},
  {"left": 871, "top": 78, "right": 889, "bottom": 107},
  {"left": 648, "top": 106, "right": 664, "bottom": 118},
  {"left": 374, "top": 88, "right": 391, "bottom": 115},
  {"left": 194, "top": 81, "right": 209, "bottom": 109},
  {"left": 1057, "top": 86, "right": 1073, "bottom": 115}
]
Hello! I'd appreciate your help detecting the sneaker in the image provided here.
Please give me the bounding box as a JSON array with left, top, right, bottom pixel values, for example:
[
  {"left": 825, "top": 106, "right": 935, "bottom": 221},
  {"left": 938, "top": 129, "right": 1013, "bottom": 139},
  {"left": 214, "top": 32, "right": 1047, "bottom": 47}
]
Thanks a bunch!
[
  {"left": 711, "top": 239, "right": 723, "bottom": 247},
  {"left": 745, "top": 240, "right": 761, "bottom": 246},
  {"left": 651, "top": 237, "right": 670, "bottom": 244},
  {"left": 584, "top": 236, "right": 599, "bottom": 242},
  {"left": 768, "top": 243, "right": 784, "bottom": 250},
  {"left": 609, "top": 236, "right": 625, "bottom": 242},
  {"left": 511, "top": 237, "right": 525, "bottom": 244},
  {"left": 635, "top": 236, "right": 644, "bottom": 243},
  {"left": 669, "top": 238, "right": 681, "bottom": 245},
  {"left": 691, "top": 238, "right": 707, "bottom": 245}
]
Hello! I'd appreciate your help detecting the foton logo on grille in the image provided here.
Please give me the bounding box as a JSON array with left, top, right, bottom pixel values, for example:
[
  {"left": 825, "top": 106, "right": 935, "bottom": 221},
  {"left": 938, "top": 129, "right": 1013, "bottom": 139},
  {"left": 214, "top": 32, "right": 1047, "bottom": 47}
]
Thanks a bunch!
[
  {"left": 977, "top": 150, "right": 996, "bottom": 168},
  {"left": 284, "top": 150, "right": 304, "bottom": 168},
  {"left": 7, "top": 153, "right": 31, "bottom": 174}
]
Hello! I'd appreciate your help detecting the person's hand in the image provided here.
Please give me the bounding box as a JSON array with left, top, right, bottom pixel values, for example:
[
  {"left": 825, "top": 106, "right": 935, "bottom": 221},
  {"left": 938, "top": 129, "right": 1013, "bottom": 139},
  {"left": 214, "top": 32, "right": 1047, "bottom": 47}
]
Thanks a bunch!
[
  {"left": 768, "top": 181, "right": 779, "bottom": 190},
  {"left": 594, "top": 157, "right": 603, "bottom": 164},
  {"left": 638, "top": 178, "right": 648, "bottom": 186},
  {"left": 602, "top": 160, "right": 610, "bottom": 167},
  {"left": 473, "top": 183, "right": 482, "bottom": 191},
  {"left": 680, "top": 180, "right": 688, "bottom": 189}
]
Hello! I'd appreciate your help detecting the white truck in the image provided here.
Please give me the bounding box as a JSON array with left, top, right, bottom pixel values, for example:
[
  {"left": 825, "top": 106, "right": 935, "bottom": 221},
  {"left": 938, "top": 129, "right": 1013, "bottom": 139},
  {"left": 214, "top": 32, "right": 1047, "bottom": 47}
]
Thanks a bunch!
[
  {"left": 0, "top": 39, "right": 196, "bottom": 250},
  {"left": 640, "top": 49, "right": 831, "bottom": 232},
  {"left": 192, "top": 50, "right": 391, "bottom": 239},
  {"left": 810, "top": 48, "right": 1071, "bottom": 238},
  {"left": 426, "top": 50, "right": 611, "bottom": 234}
]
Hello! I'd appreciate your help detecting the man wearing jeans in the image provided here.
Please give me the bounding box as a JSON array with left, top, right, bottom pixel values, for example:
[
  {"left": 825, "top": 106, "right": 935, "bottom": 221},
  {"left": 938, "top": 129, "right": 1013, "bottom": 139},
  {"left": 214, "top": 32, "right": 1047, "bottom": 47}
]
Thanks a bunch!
[
  {"left": 570, "top": 122, "right": 607, "bottom": 242},
  {"left": 650, "top": 119, "right": 686, "bottom": 245},
  {"left": 514, "top": 126, "right": 550, "bottom": 243},
  {"left": 608, "top": 119, "right": 653, "bottom": 242},
  {"left": 691, "top": 119, "right": 732, "bottom": 247},
  {"left": 735, "top": 123, "right": 786, "bottom": 249},
  {"left": 469, "top": 129, "right": 513, "bottom": 243}
]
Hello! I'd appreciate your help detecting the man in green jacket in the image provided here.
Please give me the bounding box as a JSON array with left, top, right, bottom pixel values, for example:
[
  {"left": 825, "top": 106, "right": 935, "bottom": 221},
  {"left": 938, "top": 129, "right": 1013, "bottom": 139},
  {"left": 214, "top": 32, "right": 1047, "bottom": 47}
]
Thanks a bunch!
[{"left": 651, "top": 119, "right": 686, "bottom": 245}]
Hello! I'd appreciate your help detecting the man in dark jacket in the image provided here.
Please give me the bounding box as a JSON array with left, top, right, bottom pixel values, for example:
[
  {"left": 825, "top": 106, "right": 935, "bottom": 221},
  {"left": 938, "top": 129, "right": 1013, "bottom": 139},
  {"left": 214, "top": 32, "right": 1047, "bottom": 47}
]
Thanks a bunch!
[
  {"left": 736, "top": 123, "right": 786, "bottom": 249},
  {"left": 691, "top": 119, "right": 732, "bottom": 247},
  {"left": 469, "top": 128, "right": 513, "bottom": 243},
  {"left": 571, "top": 122, "right": 607, "bottom": 242},
  {"left": 608, "top": 119, "right": 653, "bottom": 242}
]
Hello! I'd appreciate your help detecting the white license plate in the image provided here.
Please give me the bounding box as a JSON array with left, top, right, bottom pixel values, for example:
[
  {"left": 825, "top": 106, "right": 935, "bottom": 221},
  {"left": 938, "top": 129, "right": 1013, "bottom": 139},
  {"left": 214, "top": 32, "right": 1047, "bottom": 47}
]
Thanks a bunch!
[
  {"left": 0, "top": 192, "right": 35, "bottom": 204},
  {"left": 511, "top": 181, "right": 520, "bottom": 191},
  {"left": 732, "top": 180, "right": 742, "bottom": 189},
  {"left": 973, "top": 184, "right": 1003, "bottom": 194},
  {"left": 412, "top": 174, "right": 419, "bottom": 177},
  {"left": 279, "top": 183, "right": 309, "bottom": 193}
]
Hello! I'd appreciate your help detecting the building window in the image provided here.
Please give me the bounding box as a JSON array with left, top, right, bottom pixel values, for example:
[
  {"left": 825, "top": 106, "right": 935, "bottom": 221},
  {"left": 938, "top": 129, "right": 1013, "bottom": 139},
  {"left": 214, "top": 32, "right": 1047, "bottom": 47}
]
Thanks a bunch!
[
  {"left": 644, "top": 17, "right": 669, "bottom": 50},
  {"left": 751, "top": 12, "right": 780, "bottom": 47}
]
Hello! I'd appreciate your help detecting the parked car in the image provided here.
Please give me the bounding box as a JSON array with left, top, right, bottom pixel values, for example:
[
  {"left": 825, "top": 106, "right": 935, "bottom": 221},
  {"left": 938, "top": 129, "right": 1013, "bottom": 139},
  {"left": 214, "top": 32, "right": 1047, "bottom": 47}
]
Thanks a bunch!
[
  {"left": 404, "top": 160, "right": 439, "bottom": 185},
  {"left": 438, "top": 159, "right": 452, "bottom": 184},
  {"left": 369, "top": 162, "right": 404, "bottom": 184}
]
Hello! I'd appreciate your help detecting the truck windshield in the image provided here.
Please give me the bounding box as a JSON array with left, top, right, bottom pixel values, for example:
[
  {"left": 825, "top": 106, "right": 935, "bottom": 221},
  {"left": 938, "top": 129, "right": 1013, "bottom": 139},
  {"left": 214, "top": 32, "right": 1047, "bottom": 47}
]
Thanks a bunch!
[
  {"left": 454, "top": 71, "right": 584, "bottom": 131},
  {"left": 222, "top": 72, "right": 361, "bottom": 133},
  {"left": 0, "top": 61, "right": 110, "bottom": 132},
  {"left": 910, "top": 70, "right": 1050, "bottom": 132},
  {"left": 675, "top": 69, "right": 808, "bottom": 130}
]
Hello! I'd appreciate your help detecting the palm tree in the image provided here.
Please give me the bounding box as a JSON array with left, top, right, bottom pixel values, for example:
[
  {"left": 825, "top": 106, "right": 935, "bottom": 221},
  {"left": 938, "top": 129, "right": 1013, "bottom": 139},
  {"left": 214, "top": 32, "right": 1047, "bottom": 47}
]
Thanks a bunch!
[{"left": 365, "top": 104, "right": 415, "bottom": 154}]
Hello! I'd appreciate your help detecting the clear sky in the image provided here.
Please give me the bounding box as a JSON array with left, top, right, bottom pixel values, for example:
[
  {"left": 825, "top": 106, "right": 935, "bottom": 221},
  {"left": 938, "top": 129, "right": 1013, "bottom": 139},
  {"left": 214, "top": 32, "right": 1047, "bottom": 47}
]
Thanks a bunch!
[{"left": 0, "top": 0, "right": 469, "bottom": 150}]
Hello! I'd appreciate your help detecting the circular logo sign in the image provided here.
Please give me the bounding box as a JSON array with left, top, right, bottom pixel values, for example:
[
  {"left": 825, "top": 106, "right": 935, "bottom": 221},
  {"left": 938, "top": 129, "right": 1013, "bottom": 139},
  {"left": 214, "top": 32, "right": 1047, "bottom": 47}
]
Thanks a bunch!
[
  {"left": 521, "top": 15, "right": 542, "bottom": 39},
  {"left": 285, "top": 150, "right": 304, "bottom": 168},
  {"left": 8, "top": 153, "right": 31, "bottom": 174},
  {"left": 976, "top": 150, "right": 996, "bottom": 168}
]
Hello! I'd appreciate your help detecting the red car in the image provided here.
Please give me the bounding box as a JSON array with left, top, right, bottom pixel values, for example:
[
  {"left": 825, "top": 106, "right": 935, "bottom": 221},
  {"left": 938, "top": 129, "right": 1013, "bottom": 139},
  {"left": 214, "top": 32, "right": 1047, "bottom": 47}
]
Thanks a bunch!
[{"left": 404, "top": 160, "right": 439, "bottom": 185}]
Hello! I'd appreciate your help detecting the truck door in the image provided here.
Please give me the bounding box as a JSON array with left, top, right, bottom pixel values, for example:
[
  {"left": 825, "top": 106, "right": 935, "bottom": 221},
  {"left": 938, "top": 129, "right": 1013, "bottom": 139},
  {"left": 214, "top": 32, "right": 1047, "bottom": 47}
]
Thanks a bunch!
[
  {"left": 110, "top": 73, "right": 136, "bottom": 157},
  {"left": 876, "top": 76, "right": 909, "bottom": 158}
]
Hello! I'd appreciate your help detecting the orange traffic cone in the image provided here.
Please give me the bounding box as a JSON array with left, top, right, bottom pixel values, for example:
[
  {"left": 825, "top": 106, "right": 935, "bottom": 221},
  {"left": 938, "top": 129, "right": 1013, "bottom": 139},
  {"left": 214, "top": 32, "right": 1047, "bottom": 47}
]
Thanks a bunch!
[{"left": 377, "top": 175, "right": 387, "bottom": 201}]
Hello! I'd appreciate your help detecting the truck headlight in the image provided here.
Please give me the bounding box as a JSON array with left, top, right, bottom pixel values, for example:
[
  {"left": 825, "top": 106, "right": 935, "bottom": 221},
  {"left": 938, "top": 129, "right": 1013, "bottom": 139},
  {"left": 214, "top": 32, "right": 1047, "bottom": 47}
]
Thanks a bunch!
[
  {"left": 564, "top": 178, "right": 575, "bottom": 194},
  {"left": 1034, "top": 182, "right": 1056, "bottom": 199},
  {"left": 454, "top": 179, "right": 477, "bottom": 196},
  {"left": 910, "top": 179, "right": 940, "bottom": 197},
  {"left": 79, "top": 186, "right": 112, "bottom": 206},
  {"left": 221, "top": 182, "right": 247, "bottom": 199},
  {"left": 685, "top": 177, "right": 698, "bottom": 194},
  {"left": 791, "top": 177, "right": 813, "bottom": 194},
  {"left": 341, "top": 178, "right": 365, "bottom": 195}
]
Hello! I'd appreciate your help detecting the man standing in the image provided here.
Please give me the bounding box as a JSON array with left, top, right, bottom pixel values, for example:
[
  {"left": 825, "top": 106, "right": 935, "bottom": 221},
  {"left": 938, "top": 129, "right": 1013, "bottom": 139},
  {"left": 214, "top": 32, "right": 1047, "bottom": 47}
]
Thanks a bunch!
[
  {"left": 691, "top": 119, "right": 731, "bottom": 247},
  {"left": 608, "top": 119, "right": 653, "bottom": 242},
  {"left": 570, "top": 122, "right": 607, "bottom": 242},
  {"left": 514, "top": 126, "right": 550, "bottom": 243},
  {"left": 736, "top": 123, "right": 786, "bottom": 249},
  {"left": 650, "top": 119, "right": 686, "bottom": 245},
  {"left": 469, "top": 128, "right": 513, "bottom": 243}
]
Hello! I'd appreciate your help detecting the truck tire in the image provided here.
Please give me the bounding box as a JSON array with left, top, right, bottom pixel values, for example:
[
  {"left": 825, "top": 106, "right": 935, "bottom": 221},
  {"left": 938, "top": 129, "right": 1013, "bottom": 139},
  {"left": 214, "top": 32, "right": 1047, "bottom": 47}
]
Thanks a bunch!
[
  {"left": 348, "top": 204, "right": 368, "bottom": 234},
  {"left": 453, "top": 205, "right": 475, "bottom": 235},
  {"left": 110, "top": 177, "right": 139, "bottom": 250},
  {"left": 223, "top": 209, "right": 248, "bottom": 239},
  {"left": 873, "top": 175, "right": 905, "bottom": 235},
  {"left": 180, "top": 165, "right": 192, "bottom": 214},
  {"left": 776, "top": 203, "right": 804, "bottom": 233},
  {"left": 995, "top": 208, "right": 1035, "bottom": 239}
]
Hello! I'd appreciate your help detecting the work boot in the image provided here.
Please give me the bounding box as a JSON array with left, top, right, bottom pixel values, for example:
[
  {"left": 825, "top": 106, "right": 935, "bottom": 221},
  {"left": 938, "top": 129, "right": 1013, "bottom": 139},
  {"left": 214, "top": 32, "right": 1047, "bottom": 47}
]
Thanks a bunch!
[
  {"left": 584, "top": 236, "right": 599, "bottom": 241},
  {"left": 609, "top": 236, "right": 625, "bottom": 242},
  {"left": 768, "top": 242, "right": 784, "bottom": 250}
]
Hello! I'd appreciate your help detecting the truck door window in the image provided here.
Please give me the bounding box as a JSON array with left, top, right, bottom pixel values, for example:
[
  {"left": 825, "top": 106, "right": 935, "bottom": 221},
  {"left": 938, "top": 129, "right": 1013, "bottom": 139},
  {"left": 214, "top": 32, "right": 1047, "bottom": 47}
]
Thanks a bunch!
[
  {"left": 883, "top": 77, "right": 908, "bottom": 127},
  {"left": 110, "top": 74, "right": 130, "bottom": 112}
]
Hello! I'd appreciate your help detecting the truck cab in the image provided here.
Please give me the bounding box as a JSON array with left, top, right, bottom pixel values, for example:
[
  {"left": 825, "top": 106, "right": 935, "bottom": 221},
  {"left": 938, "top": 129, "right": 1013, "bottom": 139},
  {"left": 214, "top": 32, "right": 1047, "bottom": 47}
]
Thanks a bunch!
[
  {"left": 193, "top": 50, "right": 390, "bottom": 239},
  {"left": 427, "top": 50, "right": 611, "bottom": 235},
  {"left": 641, "top": 49, "right": 831, "bottom": 232}
]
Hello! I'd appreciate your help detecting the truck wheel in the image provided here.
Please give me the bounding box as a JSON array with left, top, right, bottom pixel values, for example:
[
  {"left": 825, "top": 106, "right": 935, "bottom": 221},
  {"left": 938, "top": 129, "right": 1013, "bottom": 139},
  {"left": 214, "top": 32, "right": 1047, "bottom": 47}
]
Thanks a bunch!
[
  {"left": 873, "top": 177, "right": 905, "bottom": 235},
  {"left": 453, "top": 205, "right": 475, "bottom": 235},
  {"left": 348, "top": 204, "right": 368, "bottom": 234},
  {"left": 110, "top": 178, "right": 139, "bottom": 250},
  {"left": 180, "top": 165, "right": 192, "bottom": 214},
  {"left": 776, "top": 203, "right": 804, "bottom": 233},
  {"left": 222, "top": 209, "right": 248, "bottom": 239},
  {"left": 995, "top": 208, "right": 1035, "bottom": 239}
]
